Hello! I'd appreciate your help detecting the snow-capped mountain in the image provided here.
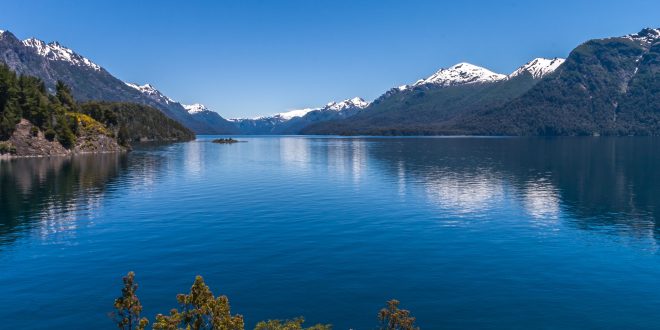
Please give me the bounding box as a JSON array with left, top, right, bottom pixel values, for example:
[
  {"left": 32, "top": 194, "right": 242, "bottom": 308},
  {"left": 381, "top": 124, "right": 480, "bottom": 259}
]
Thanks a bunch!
[
  {"left": 22, "top": 38, "right": 101, "bottom": 71},
  {"left": 183, "top": 103, "right": 211, "bottom": 114},
  {"left": 0, "top": 29, "right": 238, "bottom": 134},
  {"left": 325, "top": 97, "right": 370, "bottom": 111},
  {"left": 230, "top": 97, "right": 370, "bottom": 134},
  {"left": 126, "top": 83, "right": 176, "bottom": 105},
  {"left": 240, "top": 97, "right": 370, "bottom": 122},
  {"left": 509, "top": 58, "right": 565, "bottom": 79},
  {"left": 124, "top": 83, "right": 238, "bottom": 134},
  {"left": 391, "top": 58, "right": 565, "bottom": 96},
  {"left": 272, "top": 108, "right": 319, "bottom": 121},
  {"left": 624, "top": 27, "right": 660, "bottom": 45},
  {"left": 413, "top": 62, "right": 507, "bottom": 88}
]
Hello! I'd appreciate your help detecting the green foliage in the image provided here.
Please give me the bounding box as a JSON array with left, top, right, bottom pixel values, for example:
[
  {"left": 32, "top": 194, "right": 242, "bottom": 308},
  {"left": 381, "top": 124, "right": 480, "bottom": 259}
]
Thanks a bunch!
[
  {"left": 0, "top": 141, "right": 16, "bottom": 154},
  {"left": 254, "top": 318, "right": 331, "bottom": 330},
  {"left": 112, "top": 272, "right": 149, "bottom": 330},
  {"left": 378, "top": 300, "right": 419, "bottom": 330},
  {"left": 0, "top": 64, "right": 79, "bottom": 145},
  {"left": 55, "top": 80, "right": 78, "bottom": 112},
  {"left": 116, "top": 272, "right": 413, "bottom": 330},
  {"left": 153, "top": 309, "right": 184, "bottom": 330},
  {"left": 80, "top": 101, "right": 195, "bottom": 146},
  {"left": 0, "top": 64, "right": 21, "bottom": 139},
  {"left": 44, "top": 128, "right": 56, "bottom": 141},
  {"left": 304, "top": 75, "right": 538, "bottom": 136},
  {"left": 306, "top": 32, "right": 660, "bottom": 136},
  {"left": 0, "top": 64, "right": 193, "bottom": 149},
  {"left": 154, "top": 275, "right": 244, "bottom": 330}
]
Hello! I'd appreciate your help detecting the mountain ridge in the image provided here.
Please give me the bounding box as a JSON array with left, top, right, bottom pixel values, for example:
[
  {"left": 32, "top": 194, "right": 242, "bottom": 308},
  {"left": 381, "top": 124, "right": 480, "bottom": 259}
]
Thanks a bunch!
[{"left": 0, "top": 30, "right": 236, "bottom": 134}]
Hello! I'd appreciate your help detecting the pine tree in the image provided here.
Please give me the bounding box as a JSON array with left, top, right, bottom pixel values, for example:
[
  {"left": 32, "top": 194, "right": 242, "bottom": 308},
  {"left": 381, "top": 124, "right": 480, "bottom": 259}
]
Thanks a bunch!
[
  {"left": 0, "top": 64, "right": 21, "bottom": 139},
  {"left": 112, "top": 272, "right": 149, "bottom": 330}
]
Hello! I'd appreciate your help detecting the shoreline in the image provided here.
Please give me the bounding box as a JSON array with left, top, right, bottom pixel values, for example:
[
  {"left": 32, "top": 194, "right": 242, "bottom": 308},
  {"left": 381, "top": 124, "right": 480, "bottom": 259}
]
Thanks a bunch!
[{"left": 0, "top": 149, "right": 128, "bottom": 161}]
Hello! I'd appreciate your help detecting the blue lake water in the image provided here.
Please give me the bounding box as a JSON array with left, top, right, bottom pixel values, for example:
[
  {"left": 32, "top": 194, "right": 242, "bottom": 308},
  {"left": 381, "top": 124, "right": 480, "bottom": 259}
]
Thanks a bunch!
[{"left": 2, "top": 136, "right": 660, "bottom": 329}]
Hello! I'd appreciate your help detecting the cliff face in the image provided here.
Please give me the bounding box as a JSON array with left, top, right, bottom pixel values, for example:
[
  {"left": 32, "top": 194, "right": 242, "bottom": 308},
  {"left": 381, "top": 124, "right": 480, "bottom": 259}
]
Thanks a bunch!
[
  {"left": 3, "top": 119, "right": 124, "bottom": 158},
  {"left": 8, "top": 119, "right": 69, "bottom": 157}
]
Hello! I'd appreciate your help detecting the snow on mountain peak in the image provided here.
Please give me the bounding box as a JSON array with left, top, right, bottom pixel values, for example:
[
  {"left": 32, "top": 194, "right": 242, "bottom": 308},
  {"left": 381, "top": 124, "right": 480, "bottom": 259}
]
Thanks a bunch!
[
  {"left": 413, "top": 62, "right": 506, "bottom": 87},
  {"left": 274, "top": 108, "right": 319, "bottom": 120},
  {"left": 235, "top": 96, "right": 370, "bottom": 122},
  {"left": 125, "top": 82, "right": 176, "bottom": 104},
  {"left": 183, "top": 103, "right": 211, "bottom": 114},
  {"left": 22, "top": 37, "right": 102, "bottom": 71},
  {"left": 509, "top": 58, "right": 565, "bottom": 79},
  {"left": 325, "top": 97, "right": 370, "bottom": 111},
  {"left": 624, "top": 27, "right": 660, "bottom": 45}
]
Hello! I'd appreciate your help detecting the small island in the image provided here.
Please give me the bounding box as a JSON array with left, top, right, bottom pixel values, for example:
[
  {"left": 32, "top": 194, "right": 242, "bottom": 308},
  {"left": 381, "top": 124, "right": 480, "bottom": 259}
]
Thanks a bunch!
[{"left": 212, "top": 138, "right": 244, "bottom": 144}]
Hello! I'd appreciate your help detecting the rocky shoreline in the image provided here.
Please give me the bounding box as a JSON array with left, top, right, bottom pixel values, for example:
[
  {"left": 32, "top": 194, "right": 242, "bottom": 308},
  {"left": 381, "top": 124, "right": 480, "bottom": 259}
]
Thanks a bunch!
[{"left": 0, "top": 119, "right": 126, "bottom": 159}]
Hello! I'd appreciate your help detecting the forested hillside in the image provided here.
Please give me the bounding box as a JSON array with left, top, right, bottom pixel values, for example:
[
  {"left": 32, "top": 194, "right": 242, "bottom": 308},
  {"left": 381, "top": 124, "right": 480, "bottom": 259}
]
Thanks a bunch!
[
  {"left": 80, "top": 102, "right": 195, "bottom": 144},
  {"left": 305, "top": 28, "right": 659, "bottom": 136},
  {"left": 0, "top": 64, "right": 194, "bottom": 156},
  {"left": 303, "top": 75, "right": 539, "bottom": 135},
  {"left": 456, "top": 28, "right": 660, "bottom": 135}
]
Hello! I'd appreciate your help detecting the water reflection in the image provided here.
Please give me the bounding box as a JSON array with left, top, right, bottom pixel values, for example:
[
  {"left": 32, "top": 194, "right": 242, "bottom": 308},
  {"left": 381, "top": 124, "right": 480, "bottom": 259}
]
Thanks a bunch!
[
  {"left": 363, "top": 137, "right": 660, "bottom": 238},
  {"left": 522, "top": 178, "right": 560, "bottom": 221},
  {"left": 0, "top": 154, "right": 127, "bottom": 247}
]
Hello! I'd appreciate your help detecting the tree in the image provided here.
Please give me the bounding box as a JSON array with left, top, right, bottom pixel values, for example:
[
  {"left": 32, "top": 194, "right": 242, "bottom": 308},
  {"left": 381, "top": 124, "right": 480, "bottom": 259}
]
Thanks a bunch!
[
  {"left": 153, "top": 309, "right": 184, "bottom": 330},
  {"left": 0, "top": 64, "right": 20, "bottom": 139},
  {"left": 111, "top": 271, "right": 149, "bottom": 330},
  {"left": 254, "top": 317, "right": 331, "bottom": 330},
  {"left": 378, "top": 299, "right": 419, "bottom": 330},
  {"left": 55, "top": 80, "right": 77, "bottom": 112},
  {"left": 154, "top": 275, "right": 244, "bottom": 330}
]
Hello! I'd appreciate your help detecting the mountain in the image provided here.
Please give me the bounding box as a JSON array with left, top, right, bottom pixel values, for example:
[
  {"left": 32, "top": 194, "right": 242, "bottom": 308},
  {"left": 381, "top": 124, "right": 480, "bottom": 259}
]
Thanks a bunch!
[
  {"left": 453, "top": 27, "right": 660, "bottom": 136},
  {"left": 183, "top": 103, "right": 239, "bottom": 134},
  {"left": 304, "top": 58, "right": 564, "bottom": 135},
  {"left": 231, "top": 97, "right": 370, "bottom": 134},
  {"left": 0, "top": 30, "right": 235, "bottom": 134},
  {"left": 0, "top": 61, "right": 194, "bottom": 157},
  {"left": 407, "top": 62, "right": 507, "bottom": 89},
  {"left": 124, "top": 83, "right": 238, "bottom": 134},
  {"left": 509, "top": 58, "right": 565, "bottom": 79},
  {"left": 81, "top": 102, "right": 196, "bottom": 143}
]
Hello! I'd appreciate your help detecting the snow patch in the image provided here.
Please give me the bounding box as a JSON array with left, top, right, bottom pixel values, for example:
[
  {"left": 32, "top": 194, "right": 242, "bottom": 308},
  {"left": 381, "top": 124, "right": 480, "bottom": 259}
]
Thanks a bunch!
[
  {"left": 273, "top": 108, "right": 318, "bottom": 120},
  {"left": 22, "top": 38, "right": 102, "bottom": 71},
  {"left": 325, "top": 97, "right": 370, "bottom": 111},
  {"left": 509, "top": 58, "right": 565, "bottom": 79},
  {"left": 125, "top": 82, "right": 176, "bottom": 105},
  {"left": 624, "top": 28, "right": 660, "bottom": 45},
  {"left": 234, "top": 97, "right": 369, "bottom": 122},
  {"left": 183, "top": 103, "right": 211, "bottom": 114},
  {"left": 413, "top": 62, "right": 506, "bottom": 88}
]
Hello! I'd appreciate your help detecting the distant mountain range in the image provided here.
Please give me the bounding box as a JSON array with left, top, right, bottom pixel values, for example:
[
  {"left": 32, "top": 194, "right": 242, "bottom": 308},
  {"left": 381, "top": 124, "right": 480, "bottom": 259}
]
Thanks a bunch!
[
  {"left": 0, "top": 30, "right": 237, "bottom": 134},
  {"left": 229, "top": 97, "right": 370, "bottom": 134},
  {"left": 1, "top": 27, "right": 658, "bottom": 136},
  {"left": 305, "top": 28, "right": 660, "bottom": 136}
]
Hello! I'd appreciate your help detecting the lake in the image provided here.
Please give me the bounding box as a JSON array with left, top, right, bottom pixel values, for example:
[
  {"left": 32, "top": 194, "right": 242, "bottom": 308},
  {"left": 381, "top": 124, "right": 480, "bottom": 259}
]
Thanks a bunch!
[{"left": 2, "top": 136, "right": 660, "bottom": 329}]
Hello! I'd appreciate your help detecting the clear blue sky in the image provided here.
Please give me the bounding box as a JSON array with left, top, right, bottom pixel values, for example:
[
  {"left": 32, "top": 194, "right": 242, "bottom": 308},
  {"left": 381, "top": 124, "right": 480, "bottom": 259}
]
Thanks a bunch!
[{"left": 1, "top": 0, "right": 658, "bottom": 118}]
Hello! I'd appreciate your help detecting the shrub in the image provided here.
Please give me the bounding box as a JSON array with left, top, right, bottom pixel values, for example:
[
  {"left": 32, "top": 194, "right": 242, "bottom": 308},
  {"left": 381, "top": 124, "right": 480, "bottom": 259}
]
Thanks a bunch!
[
  {"left": 44, "top": 128, "right": 56, "bottom": 141},
  {"left": 0, "top": 141, "right": 16, "bottom": 154}
]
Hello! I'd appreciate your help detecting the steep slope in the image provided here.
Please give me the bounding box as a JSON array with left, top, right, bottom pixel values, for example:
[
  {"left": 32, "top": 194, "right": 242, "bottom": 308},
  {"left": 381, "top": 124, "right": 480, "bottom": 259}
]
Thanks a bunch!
[
  {"left": 455, "top": 28, "right": 660, "bottom": 135},
  {"left": 80, "top": 102, "right": 195, "bottom": 143},
  {"left": 123, "top": 82, "right": 238, "bottom": 134},
  {"left": 231, "top": 97, "right": 369, "bottom": 134},
  {"left": 0, "top": 65, "right": 125, "bottom": 157},
  {"left": 0, "top": 30, "right": 235, "bottom": 134},
  {"left": 304, "top": 60, "right": 562, "bottom": 135}
]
